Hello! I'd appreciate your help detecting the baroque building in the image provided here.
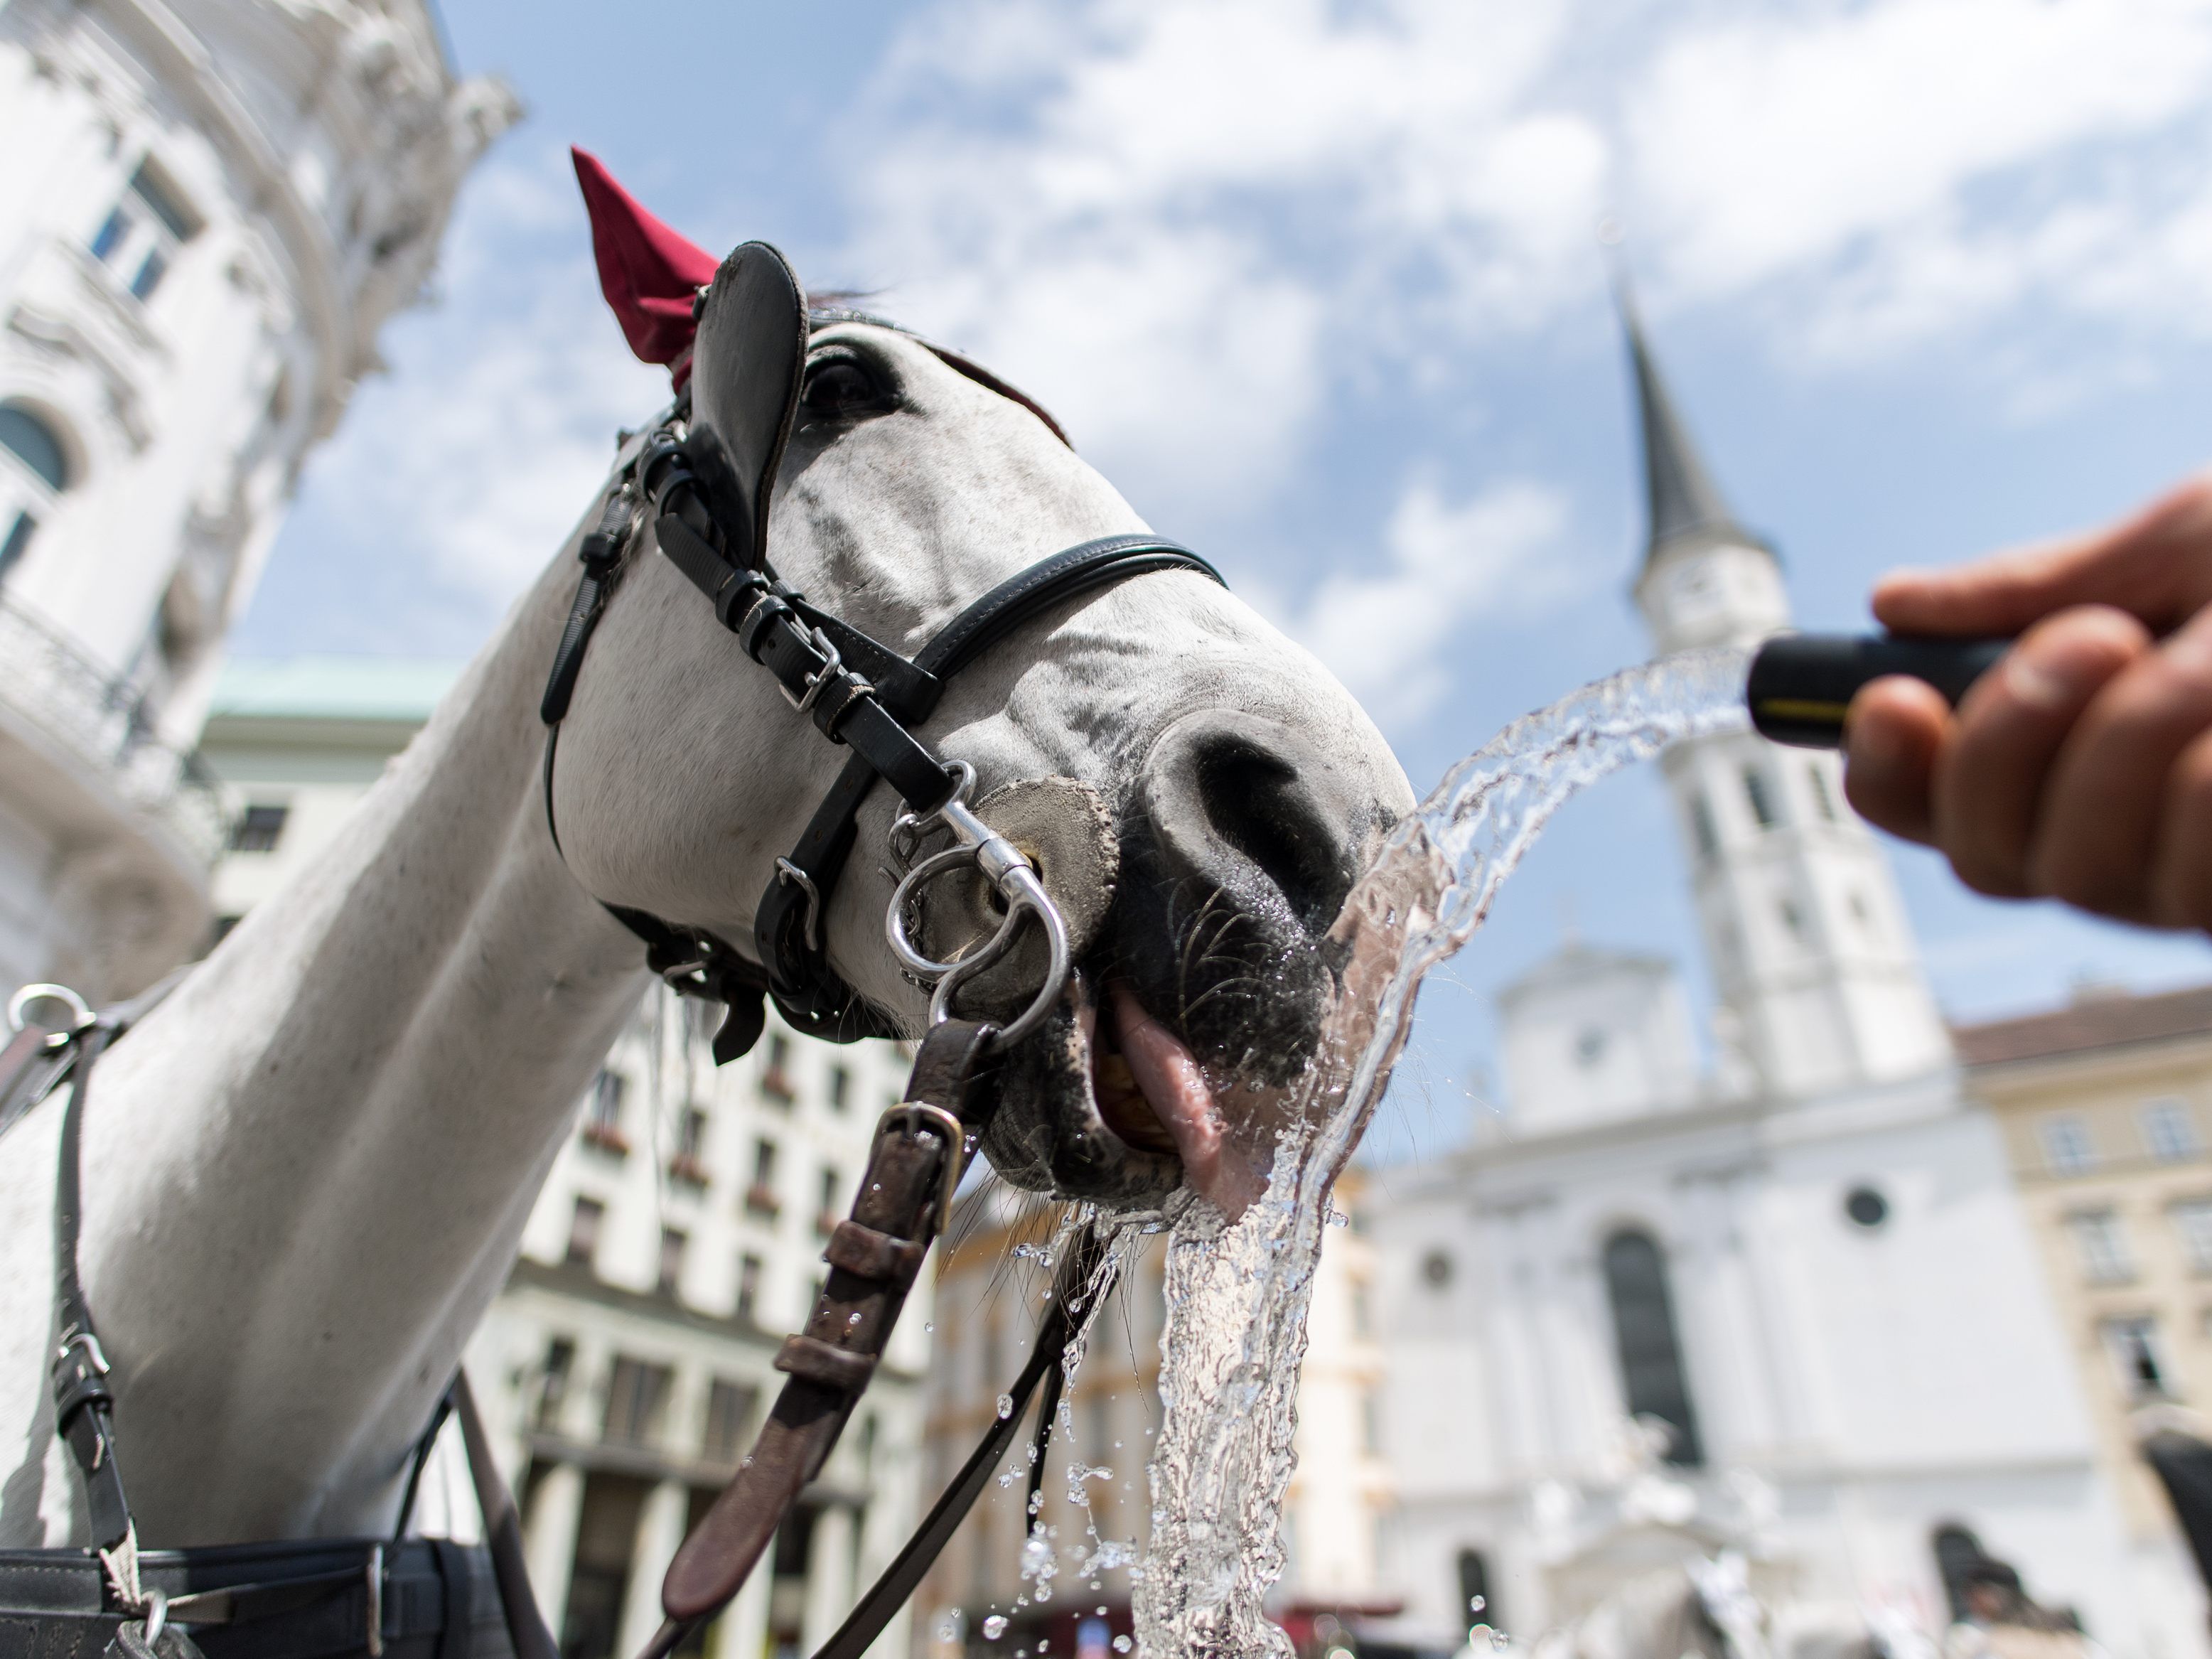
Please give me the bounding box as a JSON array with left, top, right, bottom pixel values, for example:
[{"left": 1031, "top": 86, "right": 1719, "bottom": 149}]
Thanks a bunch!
[
  {"left": 1955, "top": 984, "right": 2212, "bottom": 1646},
  {"left": 0, "top": 0, "right": 514, "bottom": 1001},
  {"left": 199, "top": 660, "right": 933, "bottom": 1659},
  {"left": 1365, "top": 308, "right": 2198, "bottom": 1655}
]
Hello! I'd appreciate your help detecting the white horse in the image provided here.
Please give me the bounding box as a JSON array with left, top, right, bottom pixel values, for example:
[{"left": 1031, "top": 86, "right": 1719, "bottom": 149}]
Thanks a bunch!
[{"left": 0, "top": 215, "right": 1412, "bottom": 1546}]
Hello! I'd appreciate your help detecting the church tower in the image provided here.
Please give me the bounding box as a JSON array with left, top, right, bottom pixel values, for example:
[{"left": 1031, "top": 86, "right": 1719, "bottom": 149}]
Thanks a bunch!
[{"left": 1623, "top": 300, "right": 1951, "bottom": 1096}]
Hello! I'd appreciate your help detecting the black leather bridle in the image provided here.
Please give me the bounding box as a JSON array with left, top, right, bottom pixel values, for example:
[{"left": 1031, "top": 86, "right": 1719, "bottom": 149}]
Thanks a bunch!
[{"left": 538, "top": 243, "right": 1223, "bottom": 1063}]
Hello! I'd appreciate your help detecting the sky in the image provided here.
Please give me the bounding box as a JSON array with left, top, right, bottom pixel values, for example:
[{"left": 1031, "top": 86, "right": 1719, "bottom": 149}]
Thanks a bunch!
[{"left": 235, "top": 0, "right": 2212, "bottom": 1164}]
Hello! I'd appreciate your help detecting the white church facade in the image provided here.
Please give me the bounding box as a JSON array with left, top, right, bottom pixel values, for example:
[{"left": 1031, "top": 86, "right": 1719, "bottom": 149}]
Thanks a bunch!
[
  {"left": 1368, "top": 307, "right": 2206, "bottom": 1655},
  {"left": 0, "top": 0, "right": 514, "bottom": 1002}
]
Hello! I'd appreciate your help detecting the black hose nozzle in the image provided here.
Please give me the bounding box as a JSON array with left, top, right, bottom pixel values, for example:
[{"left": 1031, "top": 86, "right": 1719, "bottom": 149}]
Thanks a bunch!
[{"left": 1747, "top": 633, "right": 2010, "bottom": 748}]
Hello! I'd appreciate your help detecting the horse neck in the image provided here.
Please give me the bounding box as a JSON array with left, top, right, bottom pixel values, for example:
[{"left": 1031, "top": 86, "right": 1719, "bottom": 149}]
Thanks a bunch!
[{"left": 71, "top": 542, "right": 650, "bottom": 1542}]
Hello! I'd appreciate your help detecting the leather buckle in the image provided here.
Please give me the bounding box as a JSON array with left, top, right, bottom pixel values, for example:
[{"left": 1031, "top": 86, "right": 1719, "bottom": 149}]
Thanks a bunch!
[{"left": 876, "top": 1101, "right": 966, "bottom": 1237}]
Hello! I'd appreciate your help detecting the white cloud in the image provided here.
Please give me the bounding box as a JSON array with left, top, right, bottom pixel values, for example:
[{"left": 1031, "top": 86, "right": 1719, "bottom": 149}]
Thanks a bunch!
[
  {"left": 839, "top": 0, "right": 2212, "bottom": 463},
  {"left": 297, "top": 144, "right": 666, "bottom": 608},
  {"left": 1293, "top": 476, "right": 1583, "bottom": 727},
  {"left": 1626, "top": 0, "right": 2212, "bottom": 374},
  {"left": 836, "top": 0, "right": 1607, "bottom": 515}
]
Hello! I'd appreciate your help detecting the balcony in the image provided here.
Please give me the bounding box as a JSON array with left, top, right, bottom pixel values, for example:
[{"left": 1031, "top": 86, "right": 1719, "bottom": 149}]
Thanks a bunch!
[{"left": 0, "top": 591, "right": 228, "bottom": 994}]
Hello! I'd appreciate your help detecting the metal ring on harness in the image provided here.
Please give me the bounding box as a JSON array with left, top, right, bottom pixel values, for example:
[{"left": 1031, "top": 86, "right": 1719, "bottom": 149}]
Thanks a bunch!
[
  {"left": 884, "top": 771, "right": 1073, "bottom": 1049},
  {"left": 9, "top": 983, "right": 94, "bottom": 1051}
]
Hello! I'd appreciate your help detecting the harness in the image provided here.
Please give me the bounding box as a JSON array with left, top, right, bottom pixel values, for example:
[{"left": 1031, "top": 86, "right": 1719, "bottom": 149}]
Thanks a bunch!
[
  {"left": 535, "top": 242, "right": 1225, "bottom": 1659},
  {"left": 539, "top": 243, "right": 1223, "bottom": 1062},
  {"left": 1, "top": 979, "right": 537, "bottom": 1659},
  {"left": 0, "top": 243, "right": 1223, "bottom": 1659}
]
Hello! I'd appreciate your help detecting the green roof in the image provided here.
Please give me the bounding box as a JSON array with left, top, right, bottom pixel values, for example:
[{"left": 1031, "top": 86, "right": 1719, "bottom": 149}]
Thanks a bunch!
[{"left": 209, "top": 657, "right": 464, "bottom": 724}]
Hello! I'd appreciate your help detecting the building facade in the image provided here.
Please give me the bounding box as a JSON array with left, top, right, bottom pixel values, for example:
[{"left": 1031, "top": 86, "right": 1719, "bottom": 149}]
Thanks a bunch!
[
  {"left": 1956, "top": 984, "right": 2212, "bottom": 1648},
  {"left": 1365, "top": 309, "right": 2190, "bottom": 1655},
  {"left": 0, "top": 0, "right": 513, "bottom": 1001},
  {"left": 200, "top": 659, "right": 932, "bottom": 1659},
  {"left": 915, "top": 1174, "right": 1393, "bottom": 1659}
]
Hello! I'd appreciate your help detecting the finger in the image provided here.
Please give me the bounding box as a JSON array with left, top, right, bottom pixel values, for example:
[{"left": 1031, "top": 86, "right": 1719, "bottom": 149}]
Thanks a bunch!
[
  {"left": 1932, "top": 606, "right": 2151, "bottom": 900},
  {"left": 1842, "top": 677, "right": 1948, "bottom": 844},
  {"left": 2031, "top": 609, "right": 2212, "bottom": 923},
  {"left": 2149, "top": 727, "right": 2212, "bottom": 931},
  {"left": 1874, "top": 470, "right": 2212, "bottom": 639}
]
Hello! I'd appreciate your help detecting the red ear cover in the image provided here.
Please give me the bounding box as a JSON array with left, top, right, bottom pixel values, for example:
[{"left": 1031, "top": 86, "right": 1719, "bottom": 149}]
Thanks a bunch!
[{"left": 571, "top": 146, "right": 719, "bottom": 385}]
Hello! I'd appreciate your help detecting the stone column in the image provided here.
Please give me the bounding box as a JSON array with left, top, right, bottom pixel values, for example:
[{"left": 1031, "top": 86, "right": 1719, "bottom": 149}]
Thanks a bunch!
[
  {"left": 616, "top": 1480, "right": 692, "bottom": 1659},
  {"left": 800, "top": 1506, "right": 857, "bottom": 1654},
  {"left": 522, "top": 1461, "right": 585, "bottom": 1639}
]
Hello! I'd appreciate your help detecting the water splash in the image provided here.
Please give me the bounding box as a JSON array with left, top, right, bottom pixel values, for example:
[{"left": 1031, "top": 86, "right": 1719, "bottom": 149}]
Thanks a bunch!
[{"left": 1132, "top": 649, "right": 1750, "bottom": 1658}]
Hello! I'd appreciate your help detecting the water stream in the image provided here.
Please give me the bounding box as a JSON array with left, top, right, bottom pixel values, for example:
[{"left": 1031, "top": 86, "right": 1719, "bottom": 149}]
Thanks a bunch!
[{"left": 1123, "top": 646, "right": 1754, "bottom": 1658}]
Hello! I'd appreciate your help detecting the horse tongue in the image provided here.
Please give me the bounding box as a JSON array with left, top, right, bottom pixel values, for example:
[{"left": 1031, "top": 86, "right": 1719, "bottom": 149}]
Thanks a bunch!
[{"left": 1110, "top": 985, "right": 1265, "bottom": 1218}]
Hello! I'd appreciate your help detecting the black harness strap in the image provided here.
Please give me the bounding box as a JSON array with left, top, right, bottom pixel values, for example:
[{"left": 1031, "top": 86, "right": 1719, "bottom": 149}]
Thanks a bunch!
[
  {"left": 51, "top": 1020, "right": 131, "bottom": 1562},
  {"left": 14, "top": 986, "right": 549, "bottom": 1658},
  {"left": 539, "top": 412, "right": 1222, "bottom": 1056}
]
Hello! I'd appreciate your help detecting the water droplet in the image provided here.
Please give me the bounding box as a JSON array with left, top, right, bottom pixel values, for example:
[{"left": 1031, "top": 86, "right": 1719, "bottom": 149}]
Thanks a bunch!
[
  {"left": 997, "top": 1393, "right": 1015, "bottom": 1419},
  {"left": 997, "top": 1472, "right": 1013, "bottom": 1488},
  {"left": 1095, "top": 1606, "right": 1107, "bottom": 1616},
  {"left": 938, "top": 1618, "right": 960, "bottom": 1641},
  {"left": 1112, "top": 1640, "right": 1132, "bottom": 1654},
  {"left": 1469, "top": 1596, "right": 1486, "bottom": 1614},
  {"left": 1326, "top": 1208, "right": 1349, "bottom": 1228},
  {"left": 847, "top": 1311, "right": 861, "bottom": 1326},
  {"left": 982, "top": 1616, "right": 1007, "bottom": 1641},
  {"left": 1034, "top": 1586, "right": 1052, "bottom": 1603},
  {"left": 924, "top": 1321, "right": 935, "bottom": 1333},
  {"left": 1038, "top": 1643, "right": 1049, "bottom": 1653}
]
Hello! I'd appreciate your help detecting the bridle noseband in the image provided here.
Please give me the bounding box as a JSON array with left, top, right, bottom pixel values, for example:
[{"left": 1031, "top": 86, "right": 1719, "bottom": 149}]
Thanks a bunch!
[{"left": 538, "top": 244, "right": 1223, "bottom": 1062}]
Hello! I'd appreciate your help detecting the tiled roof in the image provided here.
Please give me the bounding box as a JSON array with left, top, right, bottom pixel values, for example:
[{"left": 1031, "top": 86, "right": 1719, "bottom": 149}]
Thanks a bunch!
[
  {"left": 1952, "top": 984, "right": 2212, "bottom": 1067},
  {"left": 209, "top": 657, "right": 463, "bottom": 723}
]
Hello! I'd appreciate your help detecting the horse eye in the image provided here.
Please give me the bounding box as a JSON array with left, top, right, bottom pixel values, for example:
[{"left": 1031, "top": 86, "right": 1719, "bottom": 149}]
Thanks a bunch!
[{"left": 802, "top": 360, "right": 881, "bottom": 417}]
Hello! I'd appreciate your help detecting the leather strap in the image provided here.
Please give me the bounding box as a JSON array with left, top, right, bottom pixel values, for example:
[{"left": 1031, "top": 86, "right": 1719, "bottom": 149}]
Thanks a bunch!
[
  {"left": 50, "top": 1020, "right": 131, "bottom": 1556},
  {"left": 807, "top": 1233, "right": 1112, "bottom": 1659},
  {"left": 453, "top": 1371, "right": 559, "bottom": 1659},
  {"left": 641, "top": 1019, "right": 994, "bottom": 1655},
  {"left": 747, "top": 534, "right": 1223, "bottom": 1031},
  {"left": 536, "top": 280, "right": 1227, "bottom": 1065}
]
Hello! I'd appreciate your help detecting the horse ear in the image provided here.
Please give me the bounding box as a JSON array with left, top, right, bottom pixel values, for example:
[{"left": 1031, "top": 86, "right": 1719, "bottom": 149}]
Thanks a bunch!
[{"left": 571, "top": 146, "right": 719, "bottom": 382}]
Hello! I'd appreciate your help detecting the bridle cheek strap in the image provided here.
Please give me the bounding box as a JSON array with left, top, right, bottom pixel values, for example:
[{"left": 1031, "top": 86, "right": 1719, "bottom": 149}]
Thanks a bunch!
[{"left": 538, "top": 415, "right": 1223, "bottom": 1060}]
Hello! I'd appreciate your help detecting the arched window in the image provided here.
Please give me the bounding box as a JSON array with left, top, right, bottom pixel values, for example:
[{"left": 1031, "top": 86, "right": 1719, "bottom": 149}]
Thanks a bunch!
[
  {"left": 0, "top": 404, "right": 68, "bottom": 490},
  {"left": 1931, "top": 1523, "right": 1985, "bottom": 1621},
  {"left": 1602, "top": 1228, "right": 1704, "bottom": 1466},
  {"left": 0, "top": 402, "right": 70, "bottom": 581}
]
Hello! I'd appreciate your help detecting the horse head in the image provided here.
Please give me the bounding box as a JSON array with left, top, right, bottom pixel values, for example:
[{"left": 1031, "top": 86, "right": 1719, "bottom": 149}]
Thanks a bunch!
[{"left": 549, "top": 154, "right": 1413, "bottom": 1215}]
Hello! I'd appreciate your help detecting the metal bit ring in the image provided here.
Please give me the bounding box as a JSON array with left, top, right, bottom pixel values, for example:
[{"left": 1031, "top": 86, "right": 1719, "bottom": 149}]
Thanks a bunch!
[{"left": 885, "top": 773, "right": 1073, "bottom": 1050}]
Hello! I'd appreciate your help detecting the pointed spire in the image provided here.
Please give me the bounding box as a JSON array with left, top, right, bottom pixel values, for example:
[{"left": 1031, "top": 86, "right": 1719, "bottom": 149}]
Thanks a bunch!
[{"left": 1614, "top": 279, "right": 1767, "bottom": 569}]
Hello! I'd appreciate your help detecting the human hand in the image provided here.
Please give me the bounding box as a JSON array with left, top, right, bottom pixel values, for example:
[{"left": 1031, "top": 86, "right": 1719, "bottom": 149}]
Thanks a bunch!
[{"left": 1842, "top": 471, "right": 2212, "bottom": 930}]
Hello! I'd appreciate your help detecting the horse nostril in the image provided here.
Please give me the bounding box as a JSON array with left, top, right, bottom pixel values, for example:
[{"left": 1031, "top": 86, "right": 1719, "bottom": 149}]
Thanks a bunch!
[
  {"left": 1138, "top": 711, "right": 1365, "bottom": 941},
  {"left": 1192, "top": 744, "right": 1353, "bottom": 934}
]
